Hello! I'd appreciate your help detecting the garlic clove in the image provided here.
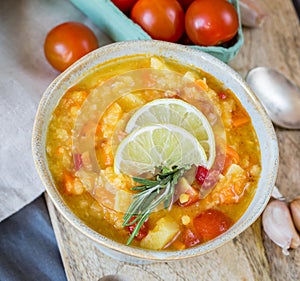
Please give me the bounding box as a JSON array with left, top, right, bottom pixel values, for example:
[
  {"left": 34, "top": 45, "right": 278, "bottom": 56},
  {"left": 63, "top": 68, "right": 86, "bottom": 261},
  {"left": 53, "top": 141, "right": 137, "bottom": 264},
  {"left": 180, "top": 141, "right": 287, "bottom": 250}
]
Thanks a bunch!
[
  {"left": 262, "top": 200, "right": 300, "bottom": 255},
  {"left": 239, "top": 0, "right": 267, "bottom": 28},
  {"left": 271, "top": 185, "right": 285, "bottom": 201},
  {"left": 290, "top": 197, "right": 300, "bottom": 232}
]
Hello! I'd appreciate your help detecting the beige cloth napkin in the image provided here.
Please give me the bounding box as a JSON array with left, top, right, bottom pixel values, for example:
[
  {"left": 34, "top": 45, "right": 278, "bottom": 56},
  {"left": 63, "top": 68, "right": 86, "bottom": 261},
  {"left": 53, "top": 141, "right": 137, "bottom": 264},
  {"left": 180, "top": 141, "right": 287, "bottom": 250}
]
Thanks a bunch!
[{"left": 0, "top": 0, "right": 112, "bottom": 222}]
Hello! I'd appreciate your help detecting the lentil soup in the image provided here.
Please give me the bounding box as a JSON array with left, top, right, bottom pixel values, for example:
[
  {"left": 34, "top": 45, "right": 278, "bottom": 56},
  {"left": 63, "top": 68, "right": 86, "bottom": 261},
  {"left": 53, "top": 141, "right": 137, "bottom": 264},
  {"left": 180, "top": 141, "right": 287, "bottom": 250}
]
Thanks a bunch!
[{"left": 46, "top": 54, "right": 261, "bottom": 250}]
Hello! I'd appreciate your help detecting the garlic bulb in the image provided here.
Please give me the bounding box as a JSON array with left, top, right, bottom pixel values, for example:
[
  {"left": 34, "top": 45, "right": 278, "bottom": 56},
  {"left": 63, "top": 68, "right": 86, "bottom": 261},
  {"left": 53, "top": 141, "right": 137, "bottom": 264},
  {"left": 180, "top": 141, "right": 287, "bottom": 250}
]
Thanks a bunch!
[
  {"left": 290, "top": 197, "right": 300, "bottom": 232},
  {"left": 262, "top": 200, "right": 300, "bottom": 255}
]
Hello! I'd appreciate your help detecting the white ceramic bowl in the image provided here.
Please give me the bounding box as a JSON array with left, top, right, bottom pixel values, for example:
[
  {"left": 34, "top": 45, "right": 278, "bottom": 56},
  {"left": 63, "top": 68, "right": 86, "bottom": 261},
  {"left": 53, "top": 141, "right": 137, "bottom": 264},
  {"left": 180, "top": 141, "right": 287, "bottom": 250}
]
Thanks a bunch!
[{"left": 32, "top": 40, "right": 278, "bottom": 263}]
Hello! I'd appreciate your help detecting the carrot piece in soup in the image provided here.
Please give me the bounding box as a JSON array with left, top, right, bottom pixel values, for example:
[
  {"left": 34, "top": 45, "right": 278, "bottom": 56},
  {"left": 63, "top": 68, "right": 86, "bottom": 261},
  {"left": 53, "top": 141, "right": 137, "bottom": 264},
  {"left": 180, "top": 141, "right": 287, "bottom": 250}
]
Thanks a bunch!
[
  {"left": 223, "top": 145, "right": 240, "bottom": 173},
  {"left": 205, "top": 164, "right": 248, "bottom": 205},
  {"left": 195, "top": 78, "right": 209, "bottom": 91},
  {"left": 232, "top": 109, "right": 250, "bottom": 127},
  {"left": 194, "top": 209, "right": 233, "bottom": 241},
  {"left": 172, "top": 239, "right": 186, "bottom": 250},
  {"left": 226, "top": 145, "right": 240, "bottom": 163},
  {"left": 63, "top": 171, "right": 84, "bottom": 195}
]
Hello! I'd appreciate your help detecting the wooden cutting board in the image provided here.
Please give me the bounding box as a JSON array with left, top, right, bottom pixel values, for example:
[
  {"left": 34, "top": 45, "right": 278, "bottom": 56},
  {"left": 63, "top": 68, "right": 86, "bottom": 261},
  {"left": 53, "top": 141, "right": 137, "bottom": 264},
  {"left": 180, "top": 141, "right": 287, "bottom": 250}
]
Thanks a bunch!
[{"left": 46, "top": 0, "right": 300, "bottom": 280}]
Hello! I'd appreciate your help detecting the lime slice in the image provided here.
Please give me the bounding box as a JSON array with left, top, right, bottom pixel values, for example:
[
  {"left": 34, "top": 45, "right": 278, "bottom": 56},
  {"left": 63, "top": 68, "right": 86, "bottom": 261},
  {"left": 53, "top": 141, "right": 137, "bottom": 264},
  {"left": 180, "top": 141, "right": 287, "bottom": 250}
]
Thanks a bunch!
[
  {"left": 125, "top": 98, "right": 215, "bottom": 168},
  {"left": 114, "top": 124, "right": 207, "bottom": 176}
]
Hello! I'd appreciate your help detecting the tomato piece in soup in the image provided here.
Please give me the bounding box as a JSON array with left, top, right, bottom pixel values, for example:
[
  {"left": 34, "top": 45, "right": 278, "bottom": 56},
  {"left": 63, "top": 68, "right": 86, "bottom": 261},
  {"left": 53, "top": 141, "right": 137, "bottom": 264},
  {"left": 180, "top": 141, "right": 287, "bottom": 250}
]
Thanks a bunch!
[
  {"left": 195, "top": 165, "right": 209, "bottom": 185},
  {"left": 126, "top": 217, "right": 149, "bottom": 240},
  {"left": 193, "top": 209, "right": 233, "bottom": 241},
  {"left": 181, "top": 229, "right": 201, "bottom": 247}
]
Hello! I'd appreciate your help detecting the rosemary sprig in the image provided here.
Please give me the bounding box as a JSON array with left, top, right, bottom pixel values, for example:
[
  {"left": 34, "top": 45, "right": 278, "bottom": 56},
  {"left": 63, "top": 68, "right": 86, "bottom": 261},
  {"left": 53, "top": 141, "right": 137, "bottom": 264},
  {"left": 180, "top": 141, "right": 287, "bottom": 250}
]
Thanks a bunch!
[{"left": 123, "top": 165, "right": 190, "bottom": 245}]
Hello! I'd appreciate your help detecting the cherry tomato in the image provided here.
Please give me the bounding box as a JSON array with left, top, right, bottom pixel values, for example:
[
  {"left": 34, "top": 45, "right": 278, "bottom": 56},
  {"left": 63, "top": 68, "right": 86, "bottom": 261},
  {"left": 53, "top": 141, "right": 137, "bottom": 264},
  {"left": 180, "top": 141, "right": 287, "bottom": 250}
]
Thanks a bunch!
[
  {"left": 185, "top": 0, "right": 239, "bottom": 46},
  {"left": 194, "top": 209, "right": 233, "bottom": 241},
  {"left": 44, "top": 22, "right": 98, "bottom": 72},
  {"left": 130, "top": 0, "right": 185, "bottom": 42},
  {"left": 111, "top": 0, "right": 138, "bottom": 13},
  {"left": 126, "top": 217, "right": 149, "bottom": 240}
]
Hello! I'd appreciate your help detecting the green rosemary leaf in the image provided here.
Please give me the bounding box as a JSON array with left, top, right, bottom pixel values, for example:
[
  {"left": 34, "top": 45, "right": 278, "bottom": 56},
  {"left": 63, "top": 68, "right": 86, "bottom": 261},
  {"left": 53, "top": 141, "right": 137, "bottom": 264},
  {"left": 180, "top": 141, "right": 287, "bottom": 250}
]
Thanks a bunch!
[
  {"left": 131, "top": 185, "right": 147, "bottom": 191},
  {"left": 159, "top": 175, "right": 172, "bottom": 185},
  {"left": 123, "top": 189, "right": 155, "bottom": 226},
  {"left": 132, "top": 177, "right": 158, "bottom": 186},
  {"left": 126, "top": 210, "right": 150, "bottom": 245},
  {"left": 123, "top": 165, "right": 190, "bottom": 245},
  {"left": 123, "top": 195, "right": 146, "bottom": 224},
  {"left": 165, "top": 181, "right": 176, "bottom": 209}
]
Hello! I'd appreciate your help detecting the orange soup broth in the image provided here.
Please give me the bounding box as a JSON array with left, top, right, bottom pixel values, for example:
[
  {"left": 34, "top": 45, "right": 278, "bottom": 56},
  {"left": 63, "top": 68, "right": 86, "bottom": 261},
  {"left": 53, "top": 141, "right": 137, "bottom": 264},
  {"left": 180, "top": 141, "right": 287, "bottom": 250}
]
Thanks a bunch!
[{"left": 46, "top": 55, "right": 261, "bottom": 249}]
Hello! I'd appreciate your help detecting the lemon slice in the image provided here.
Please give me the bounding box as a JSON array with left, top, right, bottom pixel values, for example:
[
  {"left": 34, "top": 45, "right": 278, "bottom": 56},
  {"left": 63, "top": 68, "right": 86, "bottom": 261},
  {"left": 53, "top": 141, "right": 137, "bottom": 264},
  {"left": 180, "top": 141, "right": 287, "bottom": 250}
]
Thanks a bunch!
[
  {"left": 125, "top": 98, "right": 216, "bottom": 168},
  {"left": 114, "top": 124, "right": 207, "bottom": 176}
]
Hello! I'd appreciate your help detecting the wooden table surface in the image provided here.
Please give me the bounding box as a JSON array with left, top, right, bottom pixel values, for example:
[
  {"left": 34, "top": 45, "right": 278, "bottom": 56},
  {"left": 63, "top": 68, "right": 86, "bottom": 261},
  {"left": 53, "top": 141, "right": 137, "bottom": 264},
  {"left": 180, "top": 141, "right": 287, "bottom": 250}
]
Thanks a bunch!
[{"left": 46, "top": 1, "right": 300, "bottom": 280}]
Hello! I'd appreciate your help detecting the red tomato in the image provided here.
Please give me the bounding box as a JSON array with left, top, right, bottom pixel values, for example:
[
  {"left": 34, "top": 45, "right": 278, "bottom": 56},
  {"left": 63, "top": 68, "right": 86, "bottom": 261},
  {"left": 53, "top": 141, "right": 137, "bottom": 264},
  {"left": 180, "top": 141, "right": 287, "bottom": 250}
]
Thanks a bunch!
[
  {"left": 182, "top": 229, "right": 201, "bottom": 247},
  {"left": 195, "top": 165, "right": 209, "bottom": 185},
  {"left": 185, "top": 0, "right": 239, "bottom": 46},
  {"left": 44, "top": 22, "right": 98, "bottom": 72},
  {"left": 194, "top": 209, "right": 233, "bottom": 241},
  {"left": 111, "top": 0, "right": 138, "bottom": 13},
  {"left": 218, "top": 91, "right": 228, "bottom": 100},
  {"left": 130, "top": 0, "right": 185, "bottom": 42},
  {"left": 126, "top": 217, "right": 149, "bottom": 240}
]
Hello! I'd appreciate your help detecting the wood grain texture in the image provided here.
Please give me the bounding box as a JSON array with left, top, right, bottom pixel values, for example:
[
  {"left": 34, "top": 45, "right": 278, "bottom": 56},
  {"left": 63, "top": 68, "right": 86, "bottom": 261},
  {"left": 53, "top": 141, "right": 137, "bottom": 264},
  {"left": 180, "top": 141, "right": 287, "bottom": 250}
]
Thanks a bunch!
[
  {"left": 229, "top": 1, "right": 300, "bottom": 280},
  {"left": 46, "top": 195, "right": 272, "bottom": 281},
  {"left": 46, "top": 0, "right": 300, "bottom": 280}
]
